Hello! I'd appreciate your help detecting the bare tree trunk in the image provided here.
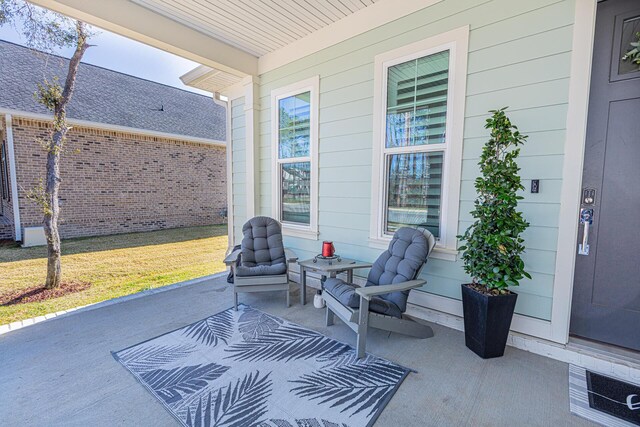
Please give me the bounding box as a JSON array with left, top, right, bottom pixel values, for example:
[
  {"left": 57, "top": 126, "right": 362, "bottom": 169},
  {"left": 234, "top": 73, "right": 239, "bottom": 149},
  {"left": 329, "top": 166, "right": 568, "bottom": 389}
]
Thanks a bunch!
[
  {"left": 44, "top": 22, "right": 89, "bottom": 289},
  {"left": 44, "top": 130, "right": 63, "bottom": 288}
]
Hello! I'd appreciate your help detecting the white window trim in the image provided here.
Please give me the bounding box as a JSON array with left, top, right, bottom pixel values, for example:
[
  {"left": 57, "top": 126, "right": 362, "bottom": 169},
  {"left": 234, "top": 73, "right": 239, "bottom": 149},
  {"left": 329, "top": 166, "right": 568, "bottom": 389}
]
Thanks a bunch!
[
  {"left": 369, "top": 26, "right": 469, "bottom": 261},
  {"left": 270, "top": 76, "right": 320, "bottom": 240}
]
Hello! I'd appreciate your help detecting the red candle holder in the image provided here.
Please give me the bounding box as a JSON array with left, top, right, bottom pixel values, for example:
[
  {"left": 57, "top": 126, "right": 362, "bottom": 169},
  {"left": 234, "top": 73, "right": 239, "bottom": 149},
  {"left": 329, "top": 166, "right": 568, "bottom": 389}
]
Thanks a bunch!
[{"left": 322, "top": 241, "right": 335, "bottom": 257}]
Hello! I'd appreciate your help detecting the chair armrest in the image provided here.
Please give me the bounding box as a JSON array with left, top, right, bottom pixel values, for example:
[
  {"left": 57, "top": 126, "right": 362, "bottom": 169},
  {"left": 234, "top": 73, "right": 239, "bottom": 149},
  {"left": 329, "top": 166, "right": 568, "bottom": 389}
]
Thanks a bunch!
[
  {"left": 223, "top": 248, "right": 241, "bottom": 266},
  {"left": 284, "top": 248, "right": 298, "bottom": 264},
  {"left": 355, "top": 279, "right": 425, "bottom": 300}
]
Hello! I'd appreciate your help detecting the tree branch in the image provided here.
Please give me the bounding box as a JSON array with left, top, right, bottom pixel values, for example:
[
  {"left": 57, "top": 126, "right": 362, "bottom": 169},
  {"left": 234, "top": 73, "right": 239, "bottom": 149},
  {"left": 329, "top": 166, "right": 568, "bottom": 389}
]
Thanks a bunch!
[{"left": 57, "top": 21, "right": 89, "bottom": 114}]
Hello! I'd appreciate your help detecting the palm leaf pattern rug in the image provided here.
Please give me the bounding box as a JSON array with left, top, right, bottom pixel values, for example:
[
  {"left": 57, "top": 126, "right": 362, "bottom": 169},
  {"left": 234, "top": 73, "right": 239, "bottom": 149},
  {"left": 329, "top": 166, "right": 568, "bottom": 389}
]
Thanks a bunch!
[{"left": 113, "top": 305, "right": 410, "bottom": 427}]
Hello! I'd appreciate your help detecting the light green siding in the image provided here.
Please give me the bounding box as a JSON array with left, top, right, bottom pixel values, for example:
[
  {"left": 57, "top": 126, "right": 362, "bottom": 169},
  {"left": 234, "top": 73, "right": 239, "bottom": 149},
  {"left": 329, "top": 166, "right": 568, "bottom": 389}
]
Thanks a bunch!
[
  {"left": 248, "top": 0, "right": 577, "bottom": 321},
  {"left": 231, "top": 97, "right": 247, "bottom": 245}
]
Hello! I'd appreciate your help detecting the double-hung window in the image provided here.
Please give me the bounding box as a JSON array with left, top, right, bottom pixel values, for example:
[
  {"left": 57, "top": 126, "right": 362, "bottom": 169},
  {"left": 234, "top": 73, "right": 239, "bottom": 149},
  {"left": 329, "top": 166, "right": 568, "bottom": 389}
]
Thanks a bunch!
[
  {"left": 271, "top": 76, "right": 319, "bottom": 239},
  {"left": 370, "top": 27, "right": 469, "bottom": 259}
]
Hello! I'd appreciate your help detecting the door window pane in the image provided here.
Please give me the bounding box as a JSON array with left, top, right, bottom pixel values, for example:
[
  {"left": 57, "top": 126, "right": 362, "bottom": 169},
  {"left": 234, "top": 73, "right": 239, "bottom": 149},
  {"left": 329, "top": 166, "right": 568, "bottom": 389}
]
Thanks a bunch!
[
  {"left": 386, "top": 51, "right": 449, "bottom": 148},
  {"left": 386, "top": 152, "right": 443, "bottom": 237},
  {"left": 619, "top": 16, "right": 640, "bottom": 76},
  {"left": 281, "top": 162, "right": 310, "bottom": 225},
  {"left": 278, "top": 92, "right": 311, "bottom": 158}
]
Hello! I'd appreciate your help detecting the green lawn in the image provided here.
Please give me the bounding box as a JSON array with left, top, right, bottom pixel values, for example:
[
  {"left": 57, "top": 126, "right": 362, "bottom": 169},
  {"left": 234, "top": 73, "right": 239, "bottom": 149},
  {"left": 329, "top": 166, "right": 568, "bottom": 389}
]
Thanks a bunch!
[{"left": 0, "top": 225, "right": 228, "bottom": 325}]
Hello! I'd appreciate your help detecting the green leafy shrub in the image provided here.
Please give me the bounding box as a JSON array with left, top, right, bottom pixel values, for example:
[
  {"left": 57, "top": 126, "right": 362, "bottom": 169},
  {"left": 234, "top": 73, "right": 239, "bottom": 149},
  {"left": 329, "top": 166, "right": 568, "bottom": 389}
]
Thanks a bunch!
[
  {"left": 622, "top": 32, "right": 640, "bottom": 69},
  {"left": 458, "top": 108, "right": 531, "bottom": 293}
]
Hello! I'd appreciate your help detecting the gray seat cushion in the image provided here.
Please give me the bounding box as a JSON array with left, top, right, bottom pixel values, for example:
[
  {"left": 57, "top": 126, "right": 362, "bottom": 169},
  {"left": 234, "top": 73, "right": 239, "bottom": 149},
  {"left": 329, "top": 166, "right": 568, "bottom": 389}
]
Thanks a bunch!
[
  {"left": 324, "top": 278, "right": 359, "bottom": 307},
  {"left": 365, "top": 227, "right": 431, "bottom": 313},
  {"left": 324, "top": 278, "right": 403, "bottom": 318},
  {"left": 235, "top": 262, "right": 287, "bottom": 277},
  {"left": 369, "top": 296, "right": 403, "bottom": 318},
  {"left": 239, "top": 216, "right": 286, "bottom": 271}
]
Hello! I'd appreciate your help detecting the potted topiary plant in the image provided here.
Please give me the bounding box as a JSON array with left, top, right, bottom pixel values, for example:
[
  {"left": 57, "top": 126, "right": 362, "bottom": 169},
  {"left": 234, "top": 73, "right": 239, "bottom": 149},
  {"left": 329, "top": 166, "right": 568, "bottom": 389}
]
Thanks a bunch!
[{"left": 457, "top": 107, "right": 531, "bottom": 359}]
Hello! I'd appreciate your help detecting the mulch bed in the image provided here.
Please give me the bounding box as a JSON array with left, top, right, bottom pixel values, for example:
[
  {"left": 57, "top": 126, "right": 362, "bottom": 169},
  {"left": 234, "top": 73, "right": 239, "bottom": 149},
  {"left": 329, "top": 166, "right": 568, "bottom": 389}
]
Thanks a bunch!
[{"left": 0, "top": 281, "right": 91, "bottom": 306}]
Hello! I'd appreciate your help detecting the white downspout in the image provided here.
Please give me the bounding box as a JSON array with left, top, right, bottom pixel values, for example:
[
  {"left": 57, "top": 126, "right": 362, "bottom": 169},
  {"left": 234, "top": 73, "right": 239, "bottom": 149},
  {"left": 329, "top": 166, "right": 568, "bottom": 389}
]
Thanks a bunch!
[
  {"left": 5, "top": 114, "right": 21, "bottom": 242},
  {"left": 213, "top": 92, "right": 234, "bottom": 248}
]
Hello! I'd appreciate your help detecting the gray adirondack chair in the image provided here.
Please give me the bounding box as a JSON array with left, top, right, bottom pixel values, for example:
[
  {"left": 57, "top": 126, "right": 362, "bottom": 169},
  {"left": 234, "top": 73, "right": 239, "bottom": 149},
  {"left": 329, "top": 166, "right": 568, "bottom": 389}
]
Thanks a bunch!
[
  {"left": 322, "top": 227, "right": 436, "bottom": 358},
  {"left": 224, "top": 216, "right": 297, "bottom": 310}
]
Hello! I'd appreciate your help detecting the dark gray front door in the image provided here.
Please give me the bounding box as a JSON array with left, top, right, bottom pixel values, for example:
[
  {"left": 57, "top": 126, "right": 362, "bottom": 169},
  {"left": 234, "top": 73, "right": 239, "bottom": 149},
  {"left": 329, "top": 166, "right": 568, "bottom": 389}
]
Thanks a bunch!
[{"left": 570, "top": 0, "right": 640, "bottom": 352}]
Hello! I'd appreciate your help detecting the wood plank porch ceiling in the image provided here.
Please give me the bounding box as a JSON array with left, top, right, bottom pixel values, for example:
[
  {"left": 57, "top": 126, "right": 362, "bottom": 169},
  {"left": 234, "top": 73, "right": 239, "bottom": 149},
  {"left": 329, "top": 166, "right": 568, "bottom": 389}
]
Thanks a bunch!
[{"left": 131, "top": 0, "right": 381, "bottom": 57}]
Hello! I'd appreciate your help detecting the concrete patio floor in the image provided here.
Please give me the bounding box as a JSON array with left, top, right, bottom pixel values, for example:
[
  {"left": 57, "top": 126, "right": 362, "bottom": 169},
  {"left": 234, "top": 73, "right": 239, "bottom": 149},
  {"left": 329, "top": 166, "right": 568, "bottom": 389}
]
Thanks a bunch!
[{"left": 0, "top": 274, "right": 596, "bottom": 427}]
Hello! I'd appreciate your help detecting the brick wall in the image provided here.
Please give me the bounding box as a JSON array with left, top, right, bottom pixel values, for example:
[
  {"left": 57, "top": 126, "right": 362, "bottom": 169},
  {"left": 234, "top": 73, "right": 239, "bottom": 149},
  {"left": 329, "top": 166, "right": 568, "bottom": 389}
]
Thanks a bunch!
[
  {"left": 0, "top": 116, "right": 15, "bottom": 240},
  {"left": 10, "top": 117, "right": 226, "bottom": 239}
]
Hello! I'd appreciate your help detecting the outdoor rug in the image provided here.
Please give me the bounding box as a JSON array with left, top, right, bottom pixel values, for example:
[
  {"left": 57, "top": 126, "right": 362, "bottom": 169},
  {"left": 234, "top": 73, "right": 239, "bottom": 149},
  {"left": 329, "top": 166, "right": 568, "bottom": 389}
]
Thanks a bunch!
[{"left": 113, "top": 305, "right": 410, "bottom": 427}]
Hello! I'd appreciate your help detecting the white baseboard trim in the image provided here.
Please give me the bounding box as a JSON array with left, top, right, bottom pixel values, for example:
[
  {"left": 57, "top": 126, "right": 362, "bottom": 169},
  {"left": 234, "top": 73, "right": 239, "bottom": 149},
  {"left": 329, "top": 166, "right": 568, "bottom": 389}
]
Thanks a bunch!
[
  {"left": 408, "top": 290, "right": 555, "bottom": 342},
  {"left": 405, "top": 303, "right": 640, "bottom": 383},
  {"left": 405, "top": 303, "right": 465, "bottom": 332},
  {"left": 286, "top": 269, "right": 640, "bottom": 382}
]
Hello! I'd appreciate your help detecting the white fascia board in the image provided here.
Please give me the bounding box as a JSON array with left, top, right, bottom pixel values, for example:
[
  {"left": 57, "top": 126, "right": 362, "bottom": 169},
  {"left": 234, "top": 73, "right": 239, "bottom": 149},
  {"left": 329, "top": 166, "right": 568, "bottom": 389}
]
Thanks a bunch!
[
  {"left": 0, "top": 108, "right": 226, "bottom": 147},
  {"left": 258, "top": 0, "right": 443, "bottom": 74},
  {"left": 179, "top": 65, "right": 213, "bottom": 86},
  {"left": 28, "top": 0, "right": 257, "bottom": 77},
  {"left": 181, "top": 66, "right": 243, "bottom": 95}
]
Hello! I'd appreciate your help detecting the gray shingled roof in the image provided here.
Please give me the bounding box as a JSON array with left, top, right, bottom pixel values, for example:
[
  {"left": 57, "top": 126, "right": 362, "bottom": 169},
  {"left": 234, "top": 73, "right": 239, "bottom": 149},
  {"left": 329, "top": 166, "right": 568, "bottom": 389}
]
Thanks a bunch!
[{"left": 0, "top": 40, "right": 225, "bottom": 141}]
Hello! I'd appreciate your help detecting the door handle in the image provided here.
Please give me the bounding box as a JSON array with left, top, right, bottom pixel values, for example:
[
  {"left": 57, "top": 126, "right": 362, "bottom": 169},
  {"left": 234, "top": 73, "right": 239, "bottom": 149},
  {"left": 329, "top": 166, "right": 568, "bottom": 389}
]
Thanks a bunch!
[{"left": 578, "top": 208, "right": 594, "bottom": 256}]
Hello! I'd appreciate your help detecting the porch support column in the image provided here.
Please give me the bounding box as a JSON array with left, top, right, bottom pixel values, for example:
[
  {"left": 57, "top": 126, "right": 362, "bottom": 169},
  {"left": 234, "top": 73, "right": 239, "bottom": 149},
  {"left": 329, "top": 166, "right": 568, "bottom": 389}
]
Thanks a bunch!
[
  {"left": 4, "top": 114, "right": 22, "bottom": 241},
  {"left": 550, "top": 0, "right": 598, "bottom": 344},
  {"left": 216, "top": 93, "right": 234, "bottom": 248},
  {"left": 243, "top": 76, "right": 260, "bottom": 218}
]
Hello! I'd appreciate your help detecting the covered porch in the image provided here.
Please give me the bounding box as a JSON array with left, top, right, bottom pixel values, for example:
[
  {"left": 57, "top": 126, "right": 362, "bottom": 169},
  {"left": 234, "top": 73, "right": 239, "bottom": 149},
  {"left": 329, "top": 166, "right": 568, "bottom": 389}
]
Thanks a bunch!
[
  {"left": 7, "top": 0, "right": 640, "bottom": 425},
  {"left": 0, "top": 276, "right": 593, "bottom": 426},
  {"left": 25, "top": 0, "right": 598, "bottom": 351}
]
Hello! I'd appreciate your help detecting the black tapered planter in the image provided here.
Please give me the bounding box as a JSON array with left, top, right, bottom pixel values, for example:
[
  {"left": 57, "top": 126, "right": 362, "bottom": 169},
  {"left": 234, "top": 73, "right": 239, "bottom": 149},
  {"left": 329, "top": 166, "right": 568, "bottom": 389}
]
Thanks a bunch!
[{"left": 461, "top": 284, "right": 518, "bottom": 359}]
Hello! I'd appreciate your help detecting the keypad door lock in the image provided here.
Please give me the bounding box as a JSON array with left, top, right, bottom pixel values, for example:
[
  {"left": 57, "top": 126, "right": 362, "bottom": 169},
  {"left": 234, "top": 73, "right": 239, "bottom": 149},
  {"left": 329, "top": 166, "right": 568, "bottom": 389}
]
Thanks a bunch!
[{"left": 578, "top": 208, "right": 594, "bottom": 256}]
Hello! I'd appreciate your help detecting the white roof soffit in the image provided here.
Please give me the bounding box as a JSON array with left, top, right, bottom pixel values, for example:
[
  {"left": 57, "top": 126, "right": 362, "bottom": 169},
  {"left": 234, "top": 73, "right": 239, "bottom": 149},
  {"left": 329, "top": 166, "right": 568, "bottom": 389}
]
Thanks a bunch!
[
  {"left": 180, "top": 0, "right": 443, "bottom": 93},
  {"left": 31, "top": 0, "right": 443, "bottom": 94},
  {"left": 132, "top": 0, "right": 385, "bottom": 58},
  {"left": 179, "top": 65, "right": 243, "bottom": 94},
  {"left": 28, "top": 0, "right": 257, "bottom": 77}
]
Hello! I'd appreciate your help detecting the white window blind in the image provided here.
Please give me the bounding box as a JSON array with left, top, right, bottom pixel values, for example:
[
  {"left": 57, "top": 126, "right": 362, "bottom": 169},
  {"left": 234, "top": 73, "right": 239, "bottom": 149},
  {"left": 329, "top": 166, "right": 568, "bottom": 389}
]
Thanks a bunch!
[{"left": 383, "top": 50, "right": 450, "bottom": 238}]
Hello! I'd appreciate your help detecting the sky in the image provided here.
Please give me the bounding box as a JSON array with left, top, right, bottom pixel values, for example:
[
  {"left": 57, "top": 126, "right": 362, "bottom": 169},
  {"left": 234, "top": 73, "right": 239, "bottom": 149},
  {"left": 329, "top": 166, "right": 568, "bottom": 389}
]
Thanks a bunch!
[{"left": 0, "top": 19, "right": 210, "bottom": 96}]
